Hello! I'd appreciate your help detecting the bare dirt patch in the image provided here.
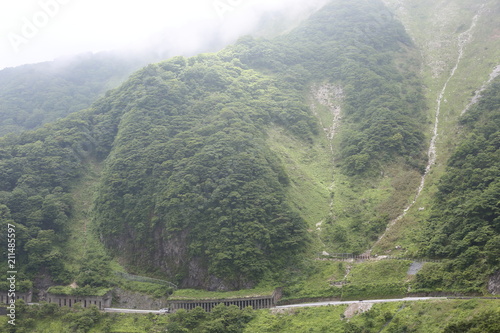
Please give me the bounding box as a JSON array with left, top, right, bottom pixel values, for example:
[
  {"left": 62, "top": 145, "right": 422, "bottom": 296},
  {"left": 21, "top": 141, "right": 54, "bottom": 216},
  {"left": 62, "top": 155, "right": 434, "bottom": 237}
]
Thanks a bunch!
[{"left": 343, "top": 302, "right": 373, "bottom": 319}]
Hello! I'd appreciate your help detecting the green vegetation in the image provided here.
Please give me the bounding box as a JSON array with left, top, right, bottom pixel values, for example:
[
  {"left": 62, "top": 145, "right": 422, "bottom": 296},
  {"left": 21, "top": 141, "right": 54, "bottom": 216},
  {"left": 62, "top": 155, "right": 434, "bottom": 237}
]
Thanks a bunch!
[
  {"left": 0, "top": 2, "right": 497, "bottom": 326},
  {"left": 165, "top": 305, "right": 256, "bottom": 333},
  {"left": 228, "top": 0, "right": 426, "bottom": 174},
  {"left": 93, "top": 55, "right": 312, "bottom": 289},
  {"left": 3, "top": 299, "right": 498, "bottom": 333},
  {"left": 47, "top": 286, "right": 112, "bottom": 297},
  {"left": 0, "top": 301, "right": 253, "bottom": 333},
  {"left": 0, "top": 0, "right": 428, "bottom": 292},
  {"left": 245, "top": 299, "right": 500, "bottom": 333},
  {"left": 373, "top": 0, "right": 500, "bottom": 256},
  {"left": 282, "top": 260, "right": 347, "bottom": 300},
  {"left": 416, "top": 80, "right": 500, "bottom": 291},
  {"left": 348, "top": 260, "right": 411, "bottom": 284},
  {"left": 118, "top": 281, "right": 173, "bottom": 299},
  {"left": 0, "top": 52, "right": 149, "bottom": 136},
  {"left": 170, "top": 287, "right": 275, "bottom": 301},
  {"left": 282, "top": 259, "right": 414, "bottom": 302}
]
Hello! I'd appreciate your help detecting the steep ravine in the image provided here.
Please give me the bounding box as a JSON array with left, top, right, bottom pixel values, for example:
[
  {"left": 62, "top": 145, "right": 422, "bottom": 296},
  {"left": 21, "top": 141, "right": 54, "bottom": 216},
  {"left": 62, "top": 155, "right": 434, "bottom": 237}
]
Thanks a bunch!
[
  {"left": 371, "top": 4, "right": 488, "bottom": 252},
  {"left": 309, "top": 83, "right": 344, "bottom": 245}
]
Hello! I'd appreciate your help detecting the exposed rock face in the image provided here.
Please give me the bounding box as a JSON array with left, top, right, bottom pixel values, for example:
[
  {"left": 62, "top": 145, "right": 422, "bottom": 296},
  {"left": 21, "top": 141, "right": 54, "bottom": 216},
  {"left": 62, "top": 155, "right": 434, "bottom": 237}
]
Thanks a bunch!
[
  {"left": 488, "top": 271, "right": 500, "bottom": 295},
  {"left": 34, "top": 273, "right": 56, "bottom": 302}
]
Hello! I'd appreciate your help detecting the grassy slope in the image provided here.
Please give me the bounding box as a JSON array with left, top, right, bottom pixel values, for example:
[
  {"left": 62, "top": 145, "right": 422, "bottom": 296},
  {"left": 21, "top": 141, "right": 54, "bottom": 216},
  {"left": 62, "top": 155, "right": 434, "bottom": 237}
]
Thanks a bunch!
[
  {"left": 268, "top": 81, "right": 424, "bottom": 257},
  {"left": 61, "top": 158, "right": 128, "bottom": 277},
  {"left": 3, "top": 298, "right": 497, "bottom": 332},
  {"left": 245, "top": 299, "right": 500, "bottom": 333},
  {"left": 375, "top": 0, "right": 500, "bottom": 254},
  {"left": 42, "top": 0, "right": 500, "bottom": 302},
  {"left": 62, "top": 159, "right": 106, "bottom": 274},
  {"left": 282, "top": 259, "right": 413, "bottom": 301}
]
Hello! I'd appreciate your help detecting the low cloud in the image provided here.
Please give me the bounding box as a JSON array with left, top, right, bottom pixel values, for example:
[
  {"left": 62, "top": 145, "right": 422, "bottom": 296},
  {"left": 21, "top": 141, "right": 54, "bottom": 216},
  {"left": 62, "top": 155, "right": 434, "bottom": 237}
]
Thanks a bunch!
[{"left": 0, "top": 0, "right": 327, "bottom": 69}]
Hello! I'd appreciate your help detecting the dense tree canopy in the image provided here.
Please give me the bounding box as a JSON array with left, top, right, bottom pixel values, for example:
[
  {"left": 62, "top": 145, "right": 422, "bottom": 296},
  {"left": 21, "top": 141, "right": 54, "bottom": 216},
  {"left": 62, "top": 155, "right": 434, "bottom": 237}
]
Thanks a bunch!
[
  {"left": 0, "top": 52, "right": 150, "bottom": 136},
  {"left": 0, "top": 0, "right": 428, "bottom": 290}
]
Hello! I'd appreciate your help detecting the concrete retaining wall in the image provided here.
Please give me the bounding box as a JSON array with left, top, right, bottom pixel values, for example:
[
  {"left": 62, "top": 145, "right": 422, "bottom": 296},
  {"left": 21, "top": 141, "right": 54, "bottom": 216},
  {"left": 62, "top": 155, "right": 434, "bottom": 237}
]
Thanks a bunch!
[
  {"left": 169, "top": 288, "right": 282, "bottom": 312},
  {"left": 46, "top": 292, "right": 112, "bottom": 310},
  {"left": 0, "top": 291, "right": 32, "bottom": 304}
]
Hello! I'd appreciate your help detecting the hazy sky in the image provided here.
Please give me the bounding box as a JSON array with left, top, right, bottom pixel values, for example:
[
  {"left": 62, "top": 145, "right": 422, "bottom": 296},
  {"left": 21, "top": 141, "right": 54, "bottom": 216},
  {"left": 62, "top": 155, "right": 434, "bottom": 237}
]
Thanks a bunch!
[{"left": 0, "top": 0, "right": 325, "bottom": 70}]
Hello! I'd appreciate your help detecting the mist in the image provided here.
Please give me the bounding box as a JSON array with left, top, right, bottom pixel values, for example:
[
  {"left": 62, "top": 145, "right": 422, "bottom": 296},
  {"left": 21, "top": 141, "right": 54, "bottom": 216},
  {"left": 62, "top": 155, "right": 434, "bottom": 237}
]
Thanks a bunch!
[{"left": 0, "top": 0, "right": 328, "bottom": 70}]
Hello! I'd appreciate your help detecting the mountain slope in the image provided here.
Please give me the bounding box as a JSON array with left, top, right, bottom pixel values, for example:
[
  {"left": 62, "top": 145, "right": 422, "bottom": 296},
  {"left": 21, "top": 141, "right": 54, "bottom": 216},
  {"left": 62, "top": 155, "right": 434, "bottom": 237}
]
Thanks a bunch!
[
  {"left": 1, "top": 0, "right": 430, "bottom": 292},
  {"left": 0, "top": 52, "right": 151, "bottom": 136},
  {"left": 375, "top": 0, "right": 500, "bottom": 253}
]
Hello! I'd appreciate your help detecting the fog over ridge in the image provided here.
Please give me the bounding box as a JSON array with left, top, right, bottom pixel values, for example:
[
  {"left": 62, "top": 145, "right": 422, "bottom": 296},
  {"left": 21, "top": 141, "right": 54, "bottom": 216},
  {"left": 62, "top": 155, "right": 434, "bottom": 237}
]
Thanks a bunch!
[{"left": 0, "top": 0, "right": 328, "bottom": 70}]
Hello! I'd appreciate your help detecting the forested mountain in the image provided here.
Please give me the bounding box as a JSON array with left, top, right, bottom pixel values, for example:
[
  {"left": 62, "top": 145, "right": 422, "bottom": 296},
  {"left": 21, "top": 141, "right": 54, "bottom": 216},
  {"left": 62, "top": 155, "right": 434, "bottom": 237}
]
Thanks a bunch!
[
  {"left": 0, "top": 0, "right": 498, "bottom": 313},
  {"left": 0, "top": 0, "right": 428, "bottom": 291},
  {"left": 0, "top": 2, "right": 324, "bottom": 138},
  {"left": 0, "top": 52, "right": 152, "bottom": 136}
]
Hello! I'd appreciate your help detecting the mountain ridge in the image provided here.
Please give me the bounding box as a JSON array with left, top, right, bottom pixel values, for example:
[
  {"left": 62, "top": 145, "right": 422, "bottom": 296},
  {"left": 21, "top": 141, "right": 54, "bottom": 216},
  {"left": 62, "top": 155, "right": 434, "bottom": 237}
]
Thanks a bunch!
[{"left": 0, "top": 0, "right": 498, "bottom": 307}]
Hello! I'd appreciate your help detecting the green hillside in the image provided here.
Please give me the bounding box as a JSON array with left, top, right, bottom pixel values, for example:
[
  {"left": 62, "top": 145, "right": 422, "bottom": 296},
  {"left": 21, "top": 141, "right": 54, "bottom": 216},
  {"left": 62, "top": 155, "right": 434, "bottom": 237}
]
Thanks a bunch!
[
  {"left": 0, "top": 52, "right": 151, "bottom": 136},
  {"left": 2, "top": 298, "right": 499, "bottom": 332},
  {"left": 0, "top": 1, "right": 498, "bottom": 329},
  {"left": 0, "top": 0, "right": 430, "bottom": 292}
]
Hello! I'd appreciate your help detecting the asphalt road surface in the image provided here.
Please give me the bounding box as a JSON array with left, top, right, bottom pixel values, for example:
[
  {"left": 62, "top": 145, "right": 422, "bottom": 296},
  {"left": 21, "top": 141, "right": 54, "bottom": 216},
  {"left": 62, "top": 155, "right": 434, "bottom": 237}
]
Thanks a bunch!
[{"left": 276, "top": 297, "right": 447, "bottom": 309}]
